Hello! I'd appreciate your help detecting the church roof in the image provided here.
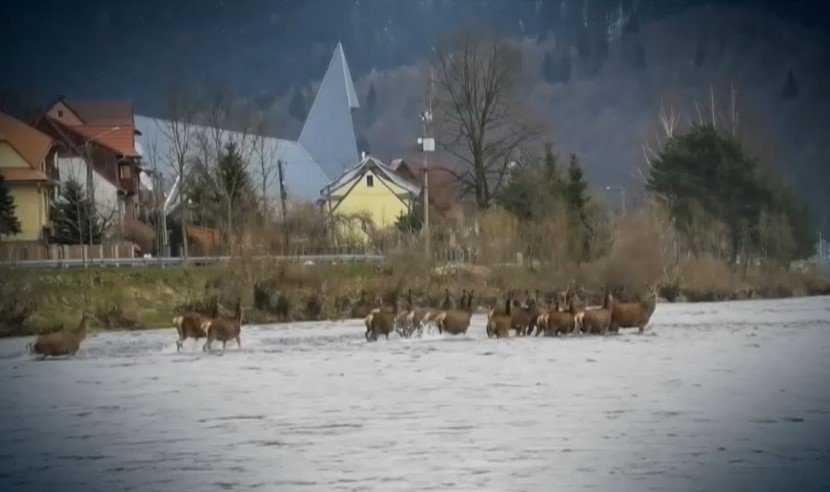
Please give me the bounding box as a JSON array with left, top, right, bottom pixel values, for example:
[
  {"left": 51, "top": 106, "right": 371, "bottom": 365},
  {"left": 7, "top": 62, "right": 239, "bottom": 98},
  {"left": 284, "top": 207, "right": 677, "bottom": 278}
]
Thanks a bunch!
[{"left": 299, "top": 42, "right": 360, "bottom": 180}]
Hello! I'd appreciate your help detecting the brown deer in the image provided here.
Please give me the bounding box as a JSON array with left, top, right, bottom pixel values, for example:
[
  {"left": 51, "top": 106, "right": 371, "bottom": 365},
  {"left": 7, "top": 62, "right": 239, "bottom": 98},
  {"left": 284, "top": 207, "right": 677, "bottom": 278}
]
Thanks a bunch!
[
  {"left": 173, "top": 311, "right": 208, "bottom": 352},
  {"left": 537, "top": 293, "right": 579, "bottom": 336},
  {"left": 486, "top": 295, "right": 512, "bottom": 338},
  {"left": 29, "top": 314, "right": 88, "bottom": 359},
  {"left": 578, "top": 289, "right": 614, "bottom": 335},
  {"left": 365, "top": 294, "right": 397, "bottom": 341},
  {"left": 510, "top": 290, "right": 540, "bottom": 336},
  {"left": 609, "top": 286, "right": 658, "bottom": 334},
  {"left": 436, "top": 290, "right": 474, "bottom": 335},
  {"left": 203, "top": 301, "right": 244, "bottom": 352}
]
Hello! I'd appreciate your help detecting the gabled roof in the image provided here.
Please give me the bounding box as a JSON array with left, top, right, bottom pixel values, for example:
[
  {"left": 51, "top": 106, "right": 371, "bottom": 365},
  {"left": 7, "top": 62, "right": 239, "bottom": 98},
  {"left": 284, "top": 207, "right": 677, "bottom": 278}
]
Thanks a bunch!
[
  {"left": 41, "top": 99, "right": 139, "bottom": 157},
  {"left": 0, "top": 111, "right": 54, "bottom": 172},
  {"left": 64, "top": 100, "right": 135, "bottom": 127},
  {"left": 299, "top": 42, "right": 360, "bottom": 180},
  {"left": 322, "top": 154, "right": 421, "bottom": 197}
]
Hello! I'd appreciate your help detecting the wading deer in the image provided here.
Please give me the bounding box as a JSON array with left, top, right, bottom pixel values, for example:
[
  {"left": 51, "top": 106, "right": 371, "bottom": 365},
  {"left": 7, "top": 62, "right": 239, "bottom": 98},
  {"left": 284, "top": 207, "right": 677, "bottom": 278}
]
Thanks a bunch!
[
  {"left": 203, "top": 301, "right": 244, "bottom": 352},
  {"left": 486, "top": 295, "right": 512, "bottom": 338},
  {"left": 609, "top": 286, "right": 658, "bottom": 334},
  {"left": 173, "top": 312, "right": 207, "bottom": 351},
  {"left": 29, "top": 314, "right": 88, "bottom": 359},
  {"left": 436, "top": 290, "right": 474, "bottom": 335},
  {"left": 365, "top": 294, "right": 398, "bottom": 341},
  {"left": 537, "top": 293, "right": 579, "bottom": 336},
  {"left": 578, "top": 290, "right": 614, "bottom": 335}
]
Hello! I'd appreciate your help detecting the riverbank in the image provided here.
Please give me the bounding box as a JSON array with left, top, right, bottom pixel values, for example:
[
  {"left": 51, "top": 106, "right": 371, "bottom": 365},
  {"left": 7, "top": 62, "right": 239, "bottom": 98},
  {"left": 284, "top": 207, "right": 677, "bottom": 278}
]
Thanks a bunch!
[{"left": 1, "top": 257, "right": 828, "bottom": 337}]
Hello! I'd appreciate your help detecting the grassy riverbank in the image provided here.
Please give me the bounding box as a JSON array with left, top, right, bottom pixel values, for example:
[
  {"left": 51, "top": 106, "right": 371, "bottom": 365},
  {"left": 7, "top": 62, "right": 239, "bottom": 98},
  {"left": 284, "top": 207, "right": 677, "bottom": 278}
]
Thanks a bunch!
[{"left": 1, "top": 255, "right": 828, "bottom": 337}]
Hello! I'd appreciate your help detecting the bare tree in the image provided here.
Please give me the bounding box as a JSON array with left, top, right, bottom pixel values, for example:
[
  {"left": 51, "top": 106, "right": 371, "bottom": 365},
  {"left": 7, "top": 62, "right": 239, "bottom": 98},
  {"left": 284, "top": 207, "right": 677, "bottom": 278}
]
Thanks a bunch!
[
  {"left": 432, "top": 29, "right": 543, "bottom": 209},
  {"left": 252, "top": 115, "right": 278, "bottom": 222},
  {"left": 159, "top": 87, "right": 196, "bottom": 259}
]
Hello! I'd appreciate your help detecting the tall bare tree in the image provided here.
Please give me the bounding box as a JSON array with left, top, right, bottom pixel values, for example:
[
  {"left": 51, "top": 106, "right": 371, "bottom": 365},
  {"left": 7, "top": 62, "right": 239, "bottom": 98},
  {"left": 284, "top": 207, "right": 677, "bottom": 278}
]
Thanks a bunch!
[
  {"left": 159, "top": 87, "right": 196, "bottom": 259},
  {"left": 432, "top": 29, "right": 542, "bottom": 209},
  {"left": 252, "top": 115, "right": 278, "bottom": 222}
]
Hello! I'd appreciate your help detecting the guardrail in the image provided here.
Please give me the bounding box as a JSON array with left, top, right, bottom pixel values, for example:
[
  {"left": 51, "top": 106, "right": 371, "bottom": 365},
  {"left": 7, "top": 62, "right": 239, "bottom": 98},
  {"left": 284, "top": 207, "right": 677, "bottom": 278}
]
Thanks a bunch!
[{"left": 1, "top": 254, "right": 386, "bottom": 269}]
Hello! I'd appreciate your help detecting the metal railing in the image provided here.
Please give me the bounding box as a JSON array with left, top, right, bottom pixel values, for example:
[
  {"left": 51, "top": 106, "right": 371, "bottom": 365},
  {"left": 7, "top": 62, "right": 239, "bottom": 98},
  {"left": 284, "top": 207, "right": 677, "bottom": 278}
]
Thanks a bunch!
[{"left": 1, "top": 254, "right": 386, "bottom": 269}]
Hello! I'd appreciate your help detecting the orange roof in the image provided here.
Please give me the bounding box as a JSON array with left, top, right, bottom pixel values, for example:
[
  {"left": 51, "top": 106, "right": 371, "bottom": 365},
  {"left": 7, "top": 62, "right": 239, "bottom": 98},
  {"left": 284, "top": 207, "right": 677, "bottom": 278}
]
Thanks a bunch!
[
  {"left": 66, "top": 124, "right": 139, "bottom": 157},
  {"left": 0, "top": 111, "right": 54, "bottom": 170},
  {"left": 0, "top": 167, "right": 49, "bottom": 182}
]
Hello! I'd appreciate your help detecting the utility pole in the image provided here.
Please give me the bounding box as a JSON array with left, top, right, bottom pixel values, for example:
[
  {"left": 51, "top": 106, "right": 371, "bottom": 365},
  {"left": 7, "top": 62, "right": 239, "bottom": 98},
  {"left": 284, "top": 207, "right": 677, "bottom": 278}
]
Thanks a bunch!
[
  {"left": 420, "top": 69, "right": 434, "bottom": 256},
  {"left": 277, "top": 159, "right": 287, "bottom": 223}
]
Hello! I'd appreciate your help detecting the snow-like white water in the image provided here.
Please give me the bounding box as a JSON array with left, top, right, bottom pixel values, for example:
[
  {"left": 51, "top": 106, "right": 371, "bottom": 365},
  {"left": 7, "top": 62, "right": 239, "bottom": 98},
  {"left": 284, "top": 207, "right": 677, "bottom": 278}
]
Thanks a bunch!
[{"left": 1, "top": 297, "right": 830, "bottom": 491}]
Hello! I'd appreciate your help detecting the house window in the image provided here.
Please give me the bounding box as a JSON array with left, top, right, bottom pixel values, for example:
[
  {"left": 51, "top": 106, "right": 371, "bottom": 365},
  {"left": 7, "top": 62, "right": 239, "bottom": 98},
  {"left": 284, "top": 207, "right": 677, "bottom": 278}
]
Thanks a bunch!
[
  {"left": 366, "top": 175, "right": 374, "bottom": 187},
  {"left": 57, "top": 110, "right": 64, "bottom": 118}
]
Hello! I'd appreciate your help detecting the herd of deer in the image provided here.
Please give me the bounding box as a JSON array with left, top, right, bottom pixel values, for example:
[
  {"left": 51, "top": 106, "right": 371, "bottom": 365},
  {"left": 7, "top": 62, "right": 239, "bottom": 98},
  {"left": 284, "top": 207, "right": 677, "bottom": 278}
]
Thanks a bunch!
[
  {"left": 26, "top": 286, "right": 658, "bottom": 358},
  {"left": 365, "top": 287, "right": 658, "bottom": 341}
]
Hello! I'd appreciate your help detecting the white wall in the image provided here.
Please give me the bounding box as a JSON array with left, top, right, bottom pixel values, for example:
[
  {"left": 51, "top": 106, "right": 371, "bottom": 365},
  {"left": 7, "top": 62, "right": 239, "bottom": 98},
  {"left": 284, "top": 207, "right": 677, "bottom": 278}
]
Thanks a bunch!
[{"left": 57, "top": 156, "right": 121, "bottom": 219}]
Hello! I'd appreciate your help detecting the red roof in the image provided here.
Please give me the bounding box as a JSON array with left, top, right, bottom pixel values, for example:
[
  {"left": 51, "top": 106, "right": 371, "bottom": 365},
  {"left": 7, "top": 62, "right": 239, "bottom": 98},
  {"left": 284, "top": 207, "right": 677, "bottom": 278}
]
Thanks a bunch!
[
  {"left": 65, "top": 123, "right": 139, "bottom": 157},
  {"left": 42, "top": 99, "right": 139, "bottom": 157}
]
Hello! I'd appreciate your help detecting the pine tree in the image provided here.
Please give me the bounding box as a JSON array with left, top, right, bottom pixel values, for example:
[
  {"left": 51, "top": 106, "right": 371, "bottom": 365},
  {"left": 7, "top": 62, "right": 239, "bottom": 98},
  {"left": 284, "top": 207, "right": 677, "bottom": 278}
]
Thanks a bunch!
[
  {"left": 565, "top": 154, "right": 592, "bottom": 262},
  {"left": 288, "top": 86, "right": 308, "bottom": 121},
  {"left": 216, "top": 141, "right": 254, "bottom": 232},
  {"left": 0, "top": 176, "right": 22, "bottom": 237},
  {"left": 51, "top": 179, "right": 105, "bottom": 244}
]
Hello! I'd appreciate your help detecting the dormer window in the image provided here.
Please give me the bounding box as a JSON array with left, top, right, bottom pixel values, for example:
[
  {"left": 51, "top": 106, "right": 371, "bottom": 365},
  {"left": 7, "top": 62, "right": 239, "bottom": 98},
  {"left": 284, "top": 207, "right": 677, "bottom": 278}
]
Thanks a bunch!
[{"left": 119, "top": 165, "right": 131, "bottom": 179}]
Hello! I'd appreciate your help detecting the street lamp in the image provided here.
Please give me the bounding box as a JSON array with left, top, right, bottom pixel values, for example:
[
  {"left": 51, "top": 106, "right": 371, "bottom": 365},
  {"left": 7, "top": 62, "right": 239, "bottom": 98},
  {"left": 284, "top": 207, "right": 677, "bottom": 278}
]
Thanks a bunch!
[{"left": 605, "top": 185, "right": 627, "bottom": 216}]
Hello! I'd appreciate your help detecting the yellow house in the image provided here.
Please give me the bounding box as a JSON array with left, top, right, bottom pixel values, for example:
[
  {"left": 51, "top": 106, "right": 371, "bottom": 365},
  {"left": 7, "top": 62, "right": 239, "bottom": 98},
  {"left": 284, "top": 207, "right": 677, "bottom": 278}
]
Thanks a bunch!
[
  {"left": 320, "top": 155, "right": 421, "bottom": 240},
  {"left": 0, "top": 112, "right": 57, "bottom": 242}
]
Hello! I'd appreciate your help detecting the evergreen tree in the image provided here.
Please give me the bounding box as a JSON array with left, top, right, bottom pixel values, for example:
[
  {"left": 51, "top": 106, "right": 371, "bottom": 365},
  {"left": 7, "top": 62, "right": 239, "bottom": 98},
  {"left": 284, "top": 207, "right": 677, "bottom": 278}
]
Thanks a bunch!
[
  {"left": 51, "top": 179, "right": 106, "bottom": 244},
  {"left": 0, "top": 176, "right": 21, "bottom": 237},
  {"left": 780, "top": 69, "right": 799, "bottom": 100},
  {"left": 216, "top": 141, "right": 255, "bottom": 232},
  {"left": 647, "top": 124, "right": 815, "bottom": 263},
  {"left": 288, "top": 86, "right": 308, "bottom": 121},
  {"left": 565, "top": 154, "right": 592, "bottom": 262}
]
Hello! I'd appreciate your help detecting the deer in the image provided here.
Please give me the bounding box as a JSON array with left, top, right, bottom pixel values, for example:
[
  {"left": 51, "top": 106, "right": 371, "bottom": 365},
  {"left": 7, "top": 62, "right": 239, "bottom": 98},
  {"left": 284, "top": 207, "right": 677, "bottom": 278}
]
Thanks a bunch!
[
  {"left": 536, "top": 292, "right": 579, "bottom": 336},
  {"left": 173, "top": 306, "right": 212, "bottom": 351},
  {"left": 365, "top": 294, "right": 398, "bottom": 341},
  {"left": 435, "top": 290, "right": 474, "bottom": 335},
  {"left": 29, "top": 313, "right": 88, "bottom": 359},
  {"left": 395, "top": 289, "right": 419, "bottom": 338},
  {"left": 577, "top": 289, "right": 615, "bottom": 335},
  {"left": 486, "top": 295, "right": 512, "bottom": 338},
  {"left": 609, "top": 286, "right": 658, "bottom": 334},
  {"left": 202, "top": 300, "right": 243, "bottom": 352},
  {"left": 510, "top": 290, "right": 540, "bottom": 336}
]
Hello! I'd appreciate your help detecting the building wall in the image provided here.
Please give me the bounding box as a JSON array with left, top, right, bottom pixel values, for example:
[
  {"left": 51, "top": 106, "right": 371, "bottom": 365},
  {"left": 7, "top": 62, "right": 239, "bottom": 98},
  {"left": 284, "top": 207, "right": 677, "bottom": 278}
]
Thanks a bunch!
[
  {"left": 331, "top": 170, "right": 412, "bottom": 237},
  {"left": 4, "top": 184, "right": 48, "bottom": 242},
  {"left": 0, "top": 142, "right": 30, "bottom": 169},
  {"left": 57, "top": 155, "right": 121, "bottom": 218}
]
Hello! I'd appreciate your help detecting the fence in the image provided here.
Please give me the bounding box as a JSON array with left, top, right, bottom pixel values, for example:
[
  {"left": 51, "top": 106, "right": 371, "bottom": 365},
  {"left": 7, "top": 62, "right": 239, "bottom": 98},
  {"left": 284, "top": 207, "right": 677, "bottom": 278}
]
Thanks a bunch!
[{"left": 0, "top": 242, "right": 139, "bottom": 263}]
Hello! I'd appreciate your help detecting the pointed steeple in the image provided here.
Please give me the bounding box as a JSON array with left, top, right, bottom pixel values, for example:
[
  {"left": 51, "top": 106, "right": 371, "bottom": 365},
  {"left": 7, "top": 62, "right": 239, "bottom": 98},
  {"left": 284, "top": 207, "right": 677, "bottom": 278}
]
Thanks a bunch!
[{"left": 299, "top": 42, "right": 360, "bottom": 179}]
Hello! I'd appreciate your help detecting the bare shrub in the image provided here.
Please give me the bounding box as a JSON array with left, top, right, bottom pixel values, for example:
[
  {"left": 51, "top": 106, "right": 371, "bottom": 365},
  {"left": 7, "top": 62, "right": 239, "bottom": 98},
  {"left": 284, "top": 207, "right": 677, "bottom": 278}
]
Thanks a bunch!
[
  {"left": 602, "top": 213, "right": 665, "bottom": 294},
  {"left": 679, "top": 258, "right": 735, "bottom": 301},
  {"left": 478, "top": 207, "right": 520, "bottom": 264}
]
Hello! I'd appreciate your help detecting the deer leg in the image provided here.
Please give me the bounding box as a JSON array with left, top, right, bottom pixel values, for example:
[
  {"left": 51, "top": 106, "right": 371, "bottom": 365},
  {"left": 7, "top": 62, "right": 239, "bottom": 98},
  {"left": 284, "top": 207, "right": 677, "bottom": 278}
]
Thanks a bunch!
[
  {"left": 222, "top": 340, "right": 227, "bottom": 352},
  {"left": 236, "top": 336, "right": 241, "bottom": 349}
]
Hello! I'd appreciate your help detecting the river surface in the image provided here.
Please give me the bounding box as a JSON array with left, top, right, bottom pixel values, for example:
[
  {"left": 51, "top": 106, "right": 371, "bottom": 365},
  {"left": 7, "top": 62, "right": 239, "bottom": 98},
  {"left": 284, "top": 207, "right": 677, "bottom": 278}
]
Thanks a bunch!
[{"left": 1, "top": 296, "right": 829, "bottom": 491}]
